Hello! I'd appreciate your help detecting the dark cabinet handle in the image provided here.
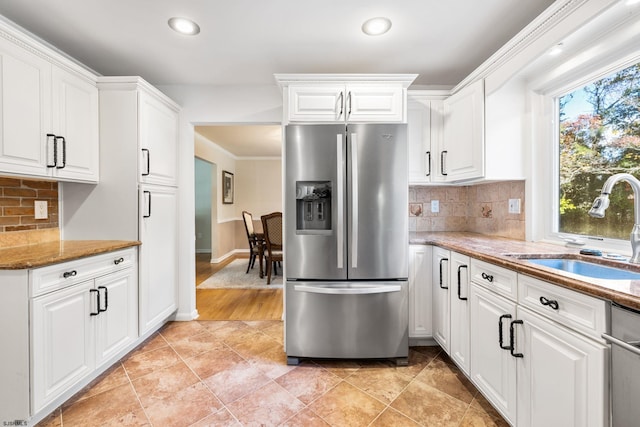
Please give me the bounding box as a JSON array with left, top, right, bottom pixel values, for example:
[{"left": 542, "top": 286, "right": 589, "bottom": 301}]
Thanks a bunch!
[
  {"left": 457, "top": 264, "right": 468, "bottom": 300},
  {"left": 441, "top": 150, "right": 448, "bottom": 176},
  {"left": 347, "top": 91, "right": 352, "bottom": 117},
  {"left": 439, "top": 258, "right": 449, "bottom": 289},
  {"left": 98, "top": 286, "right": 108, "bottom": 313},
  {"left": 90, "top": 288, "right": 100, "bottom": 316},
  {"left": 63, "top": 270, "right": 77, "bottom": 279},
  {"left": 499, "top": 314, "right": 512, "bottom": 350},
  {"left": 425, "top": 151, "right": 431, "bottom": 177},
  {"left": 539, "top": 296, "right": 559, "bottom": 310},
  {"left": 55, "top": 136, "right": 66, "bottom": 169},
  {"left": 481, "top": 272, "right": 494, "bottom": 282},
  {"left": 114, "top": 257, "right": 125, "bottom": 265},
  {"left": 338, "top": 91, "right": 344, "bottom": 118},
  {"left": 46, "top": 134, "right": 57, "bottom": 167},
  {"left": 510, "top": 320, "right": 524, "bottom": 358},
  {"left": 143, "top": 190, "right": 151, "bottom": 218},
  {"left": 141, "top": 148, "right": 150, "bottom": 176}
]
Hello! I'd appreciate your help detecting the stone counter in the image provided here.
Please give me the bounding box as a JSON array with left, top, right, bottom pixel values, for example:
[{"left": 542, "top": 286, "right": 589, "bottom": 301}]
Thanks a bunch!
[
  {"left": 411, "top": 231, "right": 640, "bottom": 310},
  {"left": 0, "top": 240, "right": 141, "bottom": 269}
]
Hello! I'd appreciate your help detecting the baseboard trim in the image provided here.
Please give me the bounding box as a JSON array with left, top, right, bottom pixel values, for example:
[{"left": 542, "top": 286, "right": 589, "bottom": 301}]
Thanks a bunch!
[
  {"left": 174, "top": 309, "right": 199, "bottom": 321},
  {"left": 211, "top": 249, "right": 247, "bottom": 264}
]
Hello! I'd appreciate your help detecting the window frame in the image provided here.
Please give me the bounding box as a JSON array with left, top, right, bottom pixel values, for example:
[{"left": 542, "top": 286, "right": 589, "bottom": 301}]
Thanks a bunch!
[{"left": 532, "top": 54, "right": 640, "bottom": 255}]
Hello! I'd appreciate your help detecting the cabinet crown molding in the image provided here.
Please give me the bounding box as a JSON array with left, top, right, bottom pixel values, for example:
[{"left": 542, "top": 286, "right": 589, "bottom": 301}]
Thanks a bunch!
[{"left": 274, "top": 73, "right": 417, "bottom": 89}]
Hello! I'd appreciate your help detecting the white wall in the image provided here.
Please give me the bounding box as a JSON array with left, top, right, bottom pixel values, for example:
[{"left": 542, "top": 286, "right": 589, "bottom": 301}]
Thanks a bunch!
[{"left": 157, "top": 84, "right": 282, "bottom": 320}]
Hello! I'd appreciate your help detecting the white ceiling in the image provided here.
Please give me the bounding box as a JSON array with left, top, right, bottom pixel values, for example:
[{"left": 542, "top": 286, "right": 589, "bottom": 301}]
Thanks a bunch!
[{"left": 0, "top": 0, "right": 556, "bottom": 157}]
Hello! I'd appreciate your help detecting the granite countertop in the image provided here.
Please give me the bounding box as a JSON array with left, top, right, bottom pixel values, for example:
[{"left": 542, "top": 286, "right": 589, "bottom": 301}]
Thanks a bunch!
[
  {"left": 411, "top": 231, "right": 640, "bottom": 310},
  {"left": 0, "top": 240, "right": 141, "bottom": 269}
]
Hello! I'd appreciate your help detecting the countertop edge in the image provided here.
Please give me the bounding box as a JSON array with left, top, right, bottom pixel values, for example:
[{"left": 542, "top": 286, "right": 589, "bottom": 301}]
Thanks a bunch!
[
  {"left": 410, "top": 232, "right": 640, "bottom": 311},
  {"left": 0, "top": 240, "right": 141, "bottom": 270}
]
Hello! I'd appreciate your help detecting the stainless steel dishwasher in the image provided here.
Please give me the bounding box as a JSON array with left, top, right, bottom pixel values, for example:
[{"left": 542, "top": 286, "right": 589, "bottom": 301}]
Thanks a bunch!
[{"left": 602, "top": 303, "right": 640, "bottom": 426}]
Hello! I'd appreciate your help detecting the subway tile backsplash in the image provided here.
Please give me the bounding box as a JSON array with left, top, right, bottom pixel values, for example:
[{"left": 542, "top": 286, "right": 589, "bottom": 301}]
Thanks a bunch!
[{"left": 409, "top": 180, "right": 525, "bottom": 240}]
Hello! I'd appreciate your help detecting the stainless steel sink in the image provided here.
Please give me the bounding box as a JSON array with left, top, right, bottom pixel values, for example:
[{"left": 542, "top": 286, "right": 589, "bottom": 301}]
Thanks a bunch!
[{"left": 524, "top": 258, "right": 640, "bottom": 280}]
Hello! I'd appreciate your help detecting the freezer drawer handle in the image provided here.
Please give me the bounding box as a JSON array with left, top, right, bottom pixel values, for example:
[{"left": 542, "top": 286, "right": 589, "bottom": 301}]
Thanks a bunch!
[
  {"left": 294, "top": 284, "right": 401, "bottom": 295},
  {"left": 602, "top": 333, "right": 640, "bottom": 356}
]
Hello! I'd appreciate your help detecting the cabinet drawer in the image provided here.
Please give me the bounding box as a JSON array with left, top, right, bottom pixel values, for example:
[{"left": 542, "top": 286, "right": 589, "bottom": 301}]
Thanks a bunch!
[
  {"left": 470, "top": 259, "right": 518, "bottom": 301},
  {"left": 30, "top": 248, "right": 135, "bottom": 297},
  {"left": 518, "top": 274, "right": 608, "bottom": 342}
]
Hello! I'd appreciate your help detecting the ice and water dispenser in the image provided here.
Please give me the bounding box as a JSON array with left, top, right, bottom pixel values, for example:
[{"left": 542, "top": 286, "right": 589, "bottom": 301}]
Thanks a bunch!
[{"left": 295, "top": 181, "right": 331, "bottom": 233}]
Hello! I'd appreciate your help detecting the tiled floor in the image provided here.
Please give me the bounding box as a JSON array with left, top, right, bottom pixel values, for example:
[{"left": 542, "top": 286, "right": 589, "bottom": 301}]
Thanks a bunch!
[{"left": 37, "top": 320, "right": 509, "bottom": 427}]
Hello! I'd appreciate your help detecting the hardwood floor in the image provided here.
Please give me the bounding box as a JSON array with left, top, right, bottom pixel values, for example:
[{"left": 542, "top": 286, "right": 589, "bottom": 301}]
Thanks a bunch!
[{"left": 195, "top": 252, "right": 283, "bottom": 321}]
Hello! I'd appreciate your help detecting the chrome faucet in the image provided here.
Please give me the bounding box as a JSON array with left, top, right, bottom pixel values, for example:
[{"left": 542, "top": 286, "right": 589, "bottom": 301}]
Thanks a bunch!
[{"left": 588, "top": 173, "right": 640, "bottom": 263}]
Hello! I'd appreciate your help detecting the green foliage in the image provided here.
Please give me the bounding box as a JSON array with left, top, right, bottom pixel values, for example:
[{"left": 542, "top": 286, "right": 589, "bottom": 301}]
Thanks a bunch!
[{"left": 559, "top": 62, "right": 640, "bottom": 239}]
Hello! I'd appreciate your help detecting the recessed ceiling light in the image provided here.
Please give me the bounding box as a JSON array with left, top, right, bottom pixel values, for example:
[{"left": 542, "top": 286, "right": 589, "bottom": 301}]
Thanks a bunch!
[
  {"left": 168, "top": 17, "right": 200, "bottom": 35},
  {"left": 362, "top": 17, "right": 392, "bottom": 36},
  {"left": 626, "top": 0, "right": 640, "bottom": 5},
  {"left": 548, "top": 43, "right": 564, "bottom": 56}
]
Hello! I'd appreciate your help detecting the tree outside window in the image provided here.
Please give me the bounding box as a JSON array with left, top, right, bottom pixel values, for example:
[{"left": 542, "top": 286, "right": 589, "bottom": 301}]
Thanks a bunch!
[{"left": 559, "top": 62, "right": 640, "bottom": 240}]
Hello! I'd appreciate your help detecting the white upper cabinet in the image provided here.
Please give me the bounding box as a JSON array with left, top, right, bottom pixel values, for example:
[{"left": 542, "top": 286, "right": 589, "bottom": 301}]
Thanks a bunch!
[
  {"left": 407, "top": 92, "right": 446, "bottom": 184},
  {"left": 276, "top": 74, "right": 416, "bottom": 124},
  {"left": 138, "top": 91, "right": 179, "bottom": 186},
  {"left": 0, "top": 26, "right": 99, "bottom": 183},
  {"left": 441, "top": 79, "right": 485, "bottom": 182}
]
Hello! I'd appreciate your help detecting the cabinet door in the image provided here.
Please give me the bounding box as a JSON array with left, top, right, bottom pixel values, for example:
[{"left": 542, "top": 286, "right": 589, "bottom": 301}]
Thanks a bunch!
[
  {"left": 449, "top": 251, "right": 470, "bottom": 374},
  {"left": 432, "top": 247, "right": 450, "bottom": 352},
  {"left": 139, "top": 185, "right": 178, "bottom": 335},
  {"left": 407, "top": 96, "right": 432, "bottom": 184},
  {"left": 346, "top": 84, "right": 404, "bottom": 123},
  {"left": 0, "top": 38, "right": 52, "bottom": 178},
  {"left": 51, "top": 66, "right": 99, "bottom": 183},
  {"left": 409, "top": 245, "right": 433, "bottom": 338},
  {"left": 441, "top": 79, "right": 484, "bottom": 181},
  {"left": 515, "top": 307, "right": 608, "bottom": 427},
  {"left": 287, "top": 84, "right": 345, "bottom": 122},
  {"left": 31, "top": 281, "right": 95, "bottom": 413},
  {"left": 139, "top": 91, "right": 179, "bottom": 186},
  {"left": 470, "top": 283, "right": 517, "bottom": 424},
  {"left": 95, "top": 267, "right": 138, "bottom": 367}
]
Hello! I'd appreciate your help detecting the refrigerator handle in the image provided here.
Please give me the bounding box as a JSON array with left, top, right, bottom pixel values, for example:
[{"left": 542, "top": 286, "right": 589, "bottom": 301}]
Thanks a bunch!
[
  {"left": 351, "top": 132, "right": 358, "bottom": 269},
  {"left": 336, "top": 134, "right": 344, "bottom": 269},
  {"left": 294, "top": 284, "right": 402, "bottom": 295}
]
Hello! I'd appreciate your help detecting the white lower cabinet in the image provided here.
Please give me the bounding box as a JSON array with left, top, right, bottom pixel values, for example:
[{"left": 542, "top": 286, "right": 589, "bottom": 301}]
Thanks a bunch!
[
  {"left": 31, "top": 258, "right": 137, "bottom": 414},
  {"left": 449, "top": 251, "right": 471, "bottom": 374},
  {"left": 468, "top": 257, "right": 609, "bottom": 427},
  {"left": 432, "top": 247, "right": 451, "bottom": 352},
  {"left": 409, "top": 245, "right": 433, "bottom": 338}
]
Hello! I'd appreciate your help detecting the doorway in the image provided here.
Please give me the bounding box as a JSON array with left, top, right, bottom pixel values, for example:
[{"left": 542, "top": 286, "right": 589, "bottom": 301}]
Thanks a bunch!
[{"left": 193, "top": 124, "right": 283, "bottom": 320}]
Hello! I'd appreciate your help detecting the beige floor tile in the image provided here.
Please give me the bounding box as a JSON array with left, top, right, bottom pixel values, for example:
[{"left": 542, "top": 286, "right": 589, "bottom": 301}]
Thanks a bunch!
[
  {"left": 459, "top": 407, "right": 511, "bottom": 427},
  {"left": 35, "top": 408, "right": 62, "bottom": 427},
  {"left": 132, "top": 360, "right": 201, "bottom": 408},
  {"left": 183, "top": 345, "right": 245, "bottom": 379},
  {"left": 308, "top": 381, "right": 387, "bottom": 427},
  {"left": 243, "top": 319, "right": 282, "bottom": 330},
  {"left": 202, "top": 360, "right": 272, "bottom": 404},
  {"left": 470, "top": 394, "right": 510, "bottom": 425},
  {"left": 202, "top": 320, "right": 251, "bottom": 339},
  {"left": 124, "top": 333, "right": 168, "bottom": 359},
  {"left": 68, "top": 363, "right": 130, "bottom": 404},
  {"left": 101, "top": 409, "right": 151, "bottom": 427},
  {"left": 160, "top": 320, "right": 208, "bottom": 342},
  {"left": 261, "top": 322, "right": 285, "bottom": 345},
  {"left": 223, "top": 328, "right": 281, "bottom": 358},
  {"left": 275, "top": 364, "right": 342, "bottom": 404},
  {"left": 311, "top": 359, "right": 362, "bottom": 379},
  {"left": 280, "top": 408, "right": 331, "bottom": 427},
  {"left": 345, "top": 362, "right": 413, "bottom": 404},
  {"left": 189, "top": 408, "right": 242, "bottom": 427},
  {"left": 144, "top": 382, "right": 223, "bottom": 427},
  {"left": 391, "top": 380, "right": 469, "bottom": 427},
  {"left": 170, "top": 331, "right": 227, "bottom": 359},
  {"left": 60, "top": 383, "right": 142, "bottom": 426},
  {"left": 226, "top": 381, "right": 305, "bottom": 427},
  {"left": 122, "top": 345, "right": 182, "bottom": 380},
  {"left": 245, "top": 345, "right": 296, "bottom": 379},
  {"left": 370, "top": 407, "right": 422, "bottom": 426},
  {"left": 413, "top": 356, "right": 477, "bottom": 404}
]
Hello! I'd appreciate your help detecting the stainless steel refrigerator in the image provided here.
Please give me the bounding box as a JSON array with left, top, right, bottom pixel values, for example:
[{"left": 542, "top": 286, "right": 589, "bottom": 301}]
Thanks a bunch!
[{"left": 284, "top": 123, "right": 409, "bottom": 365}]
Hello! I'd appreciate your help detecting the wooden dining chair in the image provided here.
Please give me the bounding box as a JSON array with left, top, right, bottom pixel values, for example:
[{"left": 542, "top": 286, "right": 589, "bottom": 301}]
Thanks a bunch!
[
  {"left": 261, "top": 212, "right": 283, "bottom": 285},
  {"left": 242, "top": 211, "right": 264, "bottom": 275}
]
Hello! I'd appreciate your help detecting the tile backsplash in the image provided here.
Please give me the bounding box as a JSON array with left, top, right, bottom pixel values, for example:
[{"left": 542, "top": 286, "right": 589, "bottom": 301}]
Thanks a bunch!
[
  {"left": 409, "top": 180, "right": 525, "bottom": 240},
  {"left": 0, "top": 177, "right": 59, "bottom": 233}
]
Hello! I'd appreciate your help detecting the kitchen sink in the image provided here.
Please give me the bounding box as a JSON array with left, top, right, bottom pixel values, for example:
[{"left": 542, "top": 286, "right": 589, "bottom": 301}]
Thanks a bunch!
[{"left": 523, "top": 258, "right": 640, "bottom": 280}]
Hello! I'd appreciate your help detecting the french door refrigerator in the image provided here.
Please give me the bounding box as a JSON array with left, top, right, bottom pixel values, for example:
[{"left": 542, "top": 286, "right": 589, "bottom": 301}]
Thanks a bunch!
[{"left": 285, "top": 123, "right": 408, "bottom": 365}]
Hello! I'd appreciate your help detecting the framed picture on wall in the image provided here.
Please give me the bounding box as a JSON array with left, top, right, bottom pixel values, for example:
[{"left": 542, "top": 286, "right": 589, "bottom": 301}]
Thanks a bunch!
[{"left": 222, "top": 170, "right": 234, "bottom": 204}]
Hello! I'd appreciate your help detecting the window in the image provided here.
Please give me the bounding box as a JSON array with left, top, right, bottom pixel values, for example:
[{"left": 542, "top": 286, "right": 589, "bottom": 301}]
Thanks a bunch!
[{"left": 557, "top": 62, "right": 640, "bottom": 241}]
